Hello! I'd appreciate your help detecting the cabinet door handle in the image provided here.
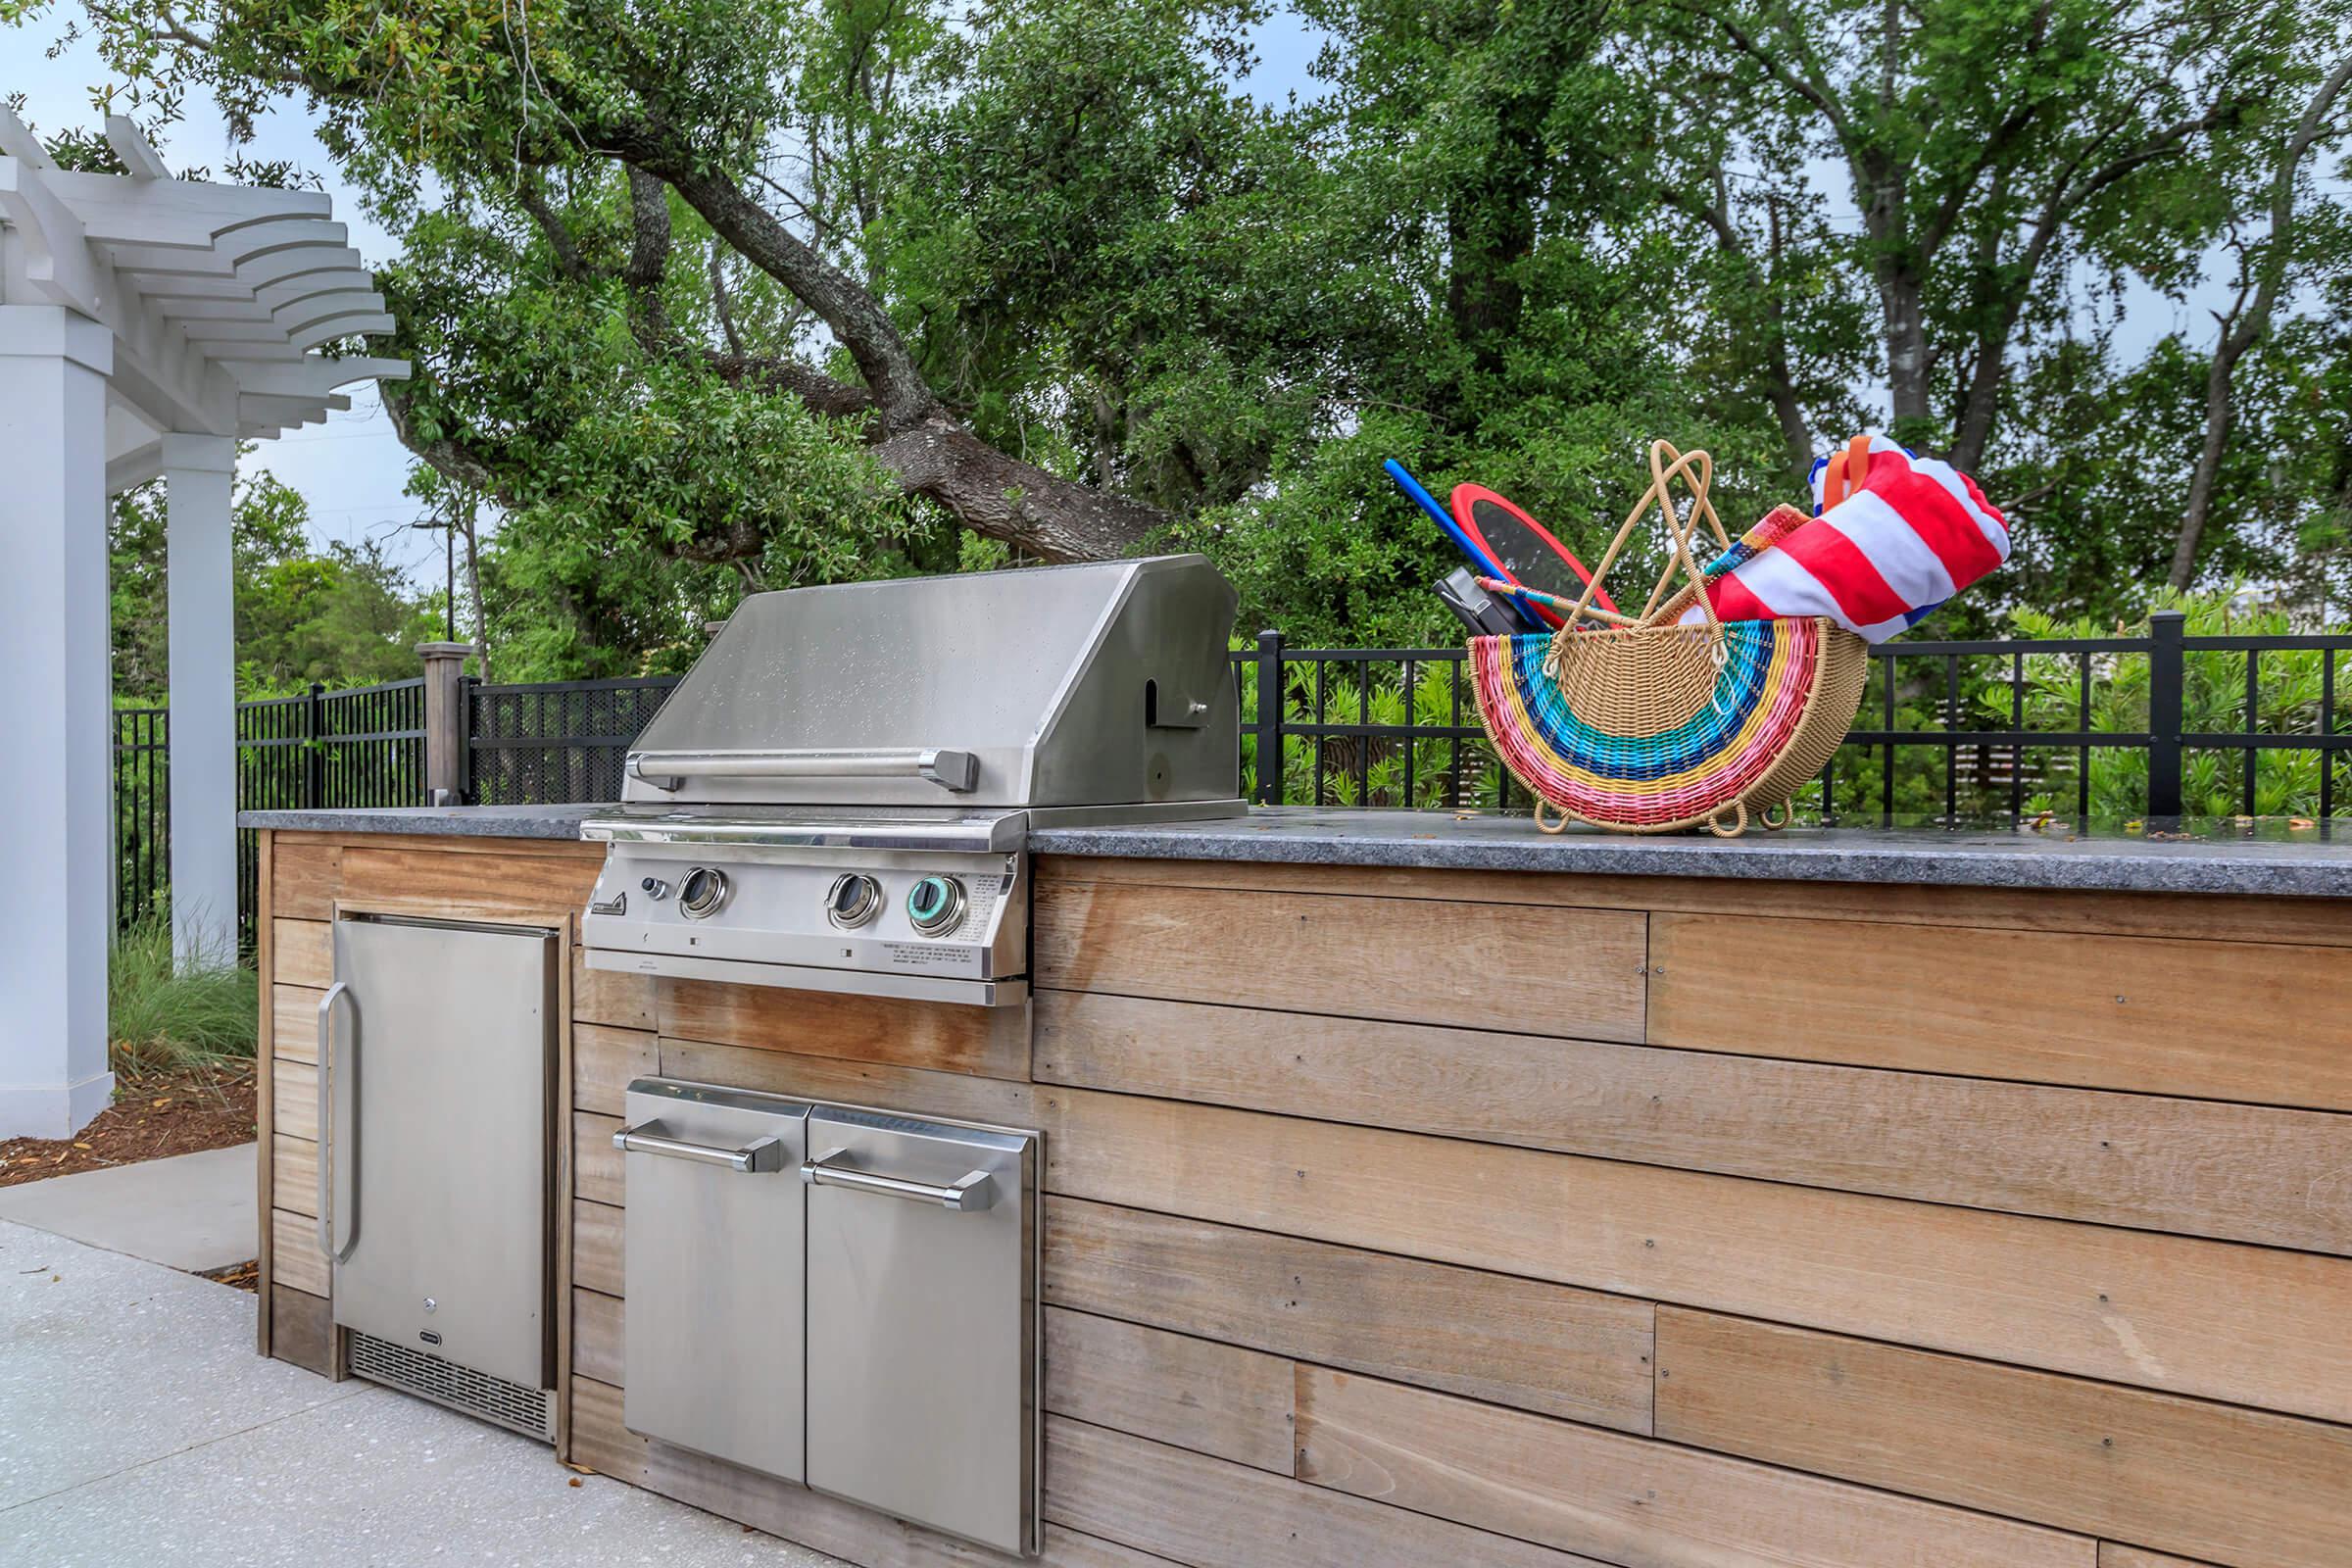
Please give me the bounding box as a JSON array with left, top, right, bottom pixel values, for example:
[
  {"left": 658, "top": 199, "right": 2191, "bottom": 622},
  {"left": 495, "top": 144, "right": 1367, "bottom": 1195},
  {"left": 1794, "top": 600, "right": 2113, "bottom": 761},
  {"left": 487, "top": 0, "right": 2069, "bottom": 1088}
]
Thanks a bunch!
[
  {"left": 801, "top": 1147, "right": 995, "bottom": 1211},
  {"left": 612, "top": 1122, "right": 785, "bottom": 1173},
  {"left": 316, "top": 983, "right": 359, "bottom": 1262}
]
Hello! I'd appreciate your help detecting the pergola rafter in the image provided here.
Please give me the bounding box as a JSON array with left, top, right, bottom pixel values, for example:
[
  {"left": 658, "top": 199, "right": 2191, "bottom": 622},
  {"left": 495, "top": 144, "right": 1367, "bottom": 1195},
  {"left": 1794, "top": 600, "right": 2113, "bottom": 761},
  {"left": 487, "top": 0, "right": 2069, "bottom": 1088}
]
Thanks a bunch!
[{"left": 0, "top": 107, "right": 410, "bottom": 1139}]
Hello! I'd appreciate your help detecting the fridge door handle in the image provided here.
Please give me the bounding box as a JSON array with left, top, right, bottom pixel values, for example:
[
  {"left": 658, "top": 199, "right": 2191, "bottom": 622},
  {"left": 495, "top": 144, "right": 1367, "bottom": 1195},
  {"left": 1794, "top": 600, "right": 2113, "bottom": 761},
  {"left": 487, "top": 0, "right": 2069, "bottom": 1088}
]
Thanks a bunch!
[
  {"left": 316, "top": 982, "right": 360, "bottom": 1262},
  {"left": 800, "top": 1147, "right": 996, "bottom": 1211}
]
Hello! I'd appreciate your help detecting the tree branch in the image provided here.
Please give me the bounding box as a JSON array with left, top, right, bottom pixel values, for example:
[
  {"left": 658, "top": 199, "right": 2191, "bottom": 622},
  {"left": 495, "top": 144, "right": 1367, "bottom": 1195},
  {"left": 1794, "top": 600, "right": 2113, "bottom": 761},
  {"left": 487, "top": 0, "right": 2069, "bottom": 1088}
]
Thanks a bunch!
[
  {"left": 708, "top": 237, "right": 744, "bottom": 358},
  {"left": 870, "top": 418, "right": 1170, "bottom": 563},
  {"left": 515, "top": 176, "right": 599, "bottom": 281},
  {"left": 2170, "top": 50, "right": 2352, "bottom": 587},
  {"left": 379, "top": 380, "right": 514, "bottom": 506},
  {"left": 612, "top": 119, "right": 941, "bottom": 428}
]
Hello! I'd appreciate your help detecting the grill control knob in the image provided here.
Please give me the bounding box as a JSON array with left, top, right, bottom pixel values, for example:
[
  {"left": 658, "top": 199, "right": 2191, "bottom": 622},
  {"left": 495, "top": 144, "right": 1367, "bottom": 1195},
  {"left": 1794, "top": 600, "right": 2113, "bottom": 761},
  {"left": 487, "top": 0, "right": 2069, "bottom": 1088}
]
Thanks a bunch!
[
  {"left": 906, "top": 874, "right": 967, "bottom": 935},
  {"left": 677, "top": 866, "right": 730, "bottom": 920},
  {"left": 825, "top": 873, "right": 881, "bottom": 930}
]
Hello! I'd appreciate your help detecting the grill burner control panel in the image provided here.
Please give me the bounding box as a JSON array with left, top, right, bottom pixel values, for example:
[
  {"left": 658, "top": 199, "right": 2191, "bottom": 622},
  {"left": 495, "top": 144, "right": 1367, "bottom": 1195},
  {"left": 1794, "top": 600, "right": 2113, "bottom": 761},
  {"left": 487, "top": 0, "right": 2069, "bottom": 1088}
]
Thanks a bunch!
[{"left": 581, "top": 841, "right": 1027, "bottom": 1005}]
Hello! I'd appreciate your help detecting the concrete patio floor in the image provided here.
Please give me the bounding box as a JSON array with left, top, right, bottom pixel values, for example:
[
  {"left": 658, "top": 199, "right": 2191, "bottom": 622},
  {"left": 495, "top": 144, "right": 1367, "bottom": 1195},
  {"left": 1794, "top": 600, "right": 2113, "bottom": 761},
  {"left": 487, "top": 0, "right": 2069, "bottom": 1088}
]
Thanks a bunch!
[
  {"left": 0, "top": 1142, "right": 256, "bottom": 1273},
  {"left": 0, "top": 1217, "right": 846, "bottom": 1565}
]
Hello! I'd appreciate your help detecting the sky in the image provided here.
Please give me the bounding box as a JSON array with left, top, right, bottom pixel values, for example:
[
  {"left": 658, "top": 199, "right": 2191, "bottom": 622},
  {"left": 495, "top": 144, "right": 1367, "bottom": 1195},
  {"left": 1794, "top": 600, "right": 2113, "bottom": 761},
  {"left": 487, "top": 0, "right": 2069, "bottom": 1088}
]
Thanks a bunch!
[
  {"left": 0, "top": 10, "right": 2298, "bottom": 594},
  {"left": 3, "top": 25, "right": 446, "bottom": 576}
]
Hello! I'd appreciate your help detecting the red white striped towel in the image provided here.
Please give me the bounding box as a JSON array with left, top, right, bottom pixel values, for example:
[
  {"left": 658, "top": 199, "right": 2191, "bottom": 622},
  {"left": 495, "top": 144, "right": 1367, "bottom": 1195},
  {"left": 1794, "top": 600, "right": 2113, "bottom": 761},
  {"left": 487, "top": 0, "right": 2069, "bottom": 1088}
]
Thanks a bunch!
[{"left": 1681, "top": 435, "right": 2010, "bottom": 643}]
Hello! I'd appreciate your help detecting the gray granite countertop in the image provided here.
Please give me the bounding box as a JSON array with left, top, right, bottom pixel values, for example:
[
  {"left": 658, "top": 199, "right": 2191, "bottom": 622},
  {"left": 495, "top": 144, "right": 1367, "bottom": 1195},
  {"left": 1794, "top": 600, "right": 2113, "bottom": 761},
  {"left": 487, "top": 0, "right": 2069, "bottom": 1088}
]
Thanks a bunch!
[
  {"left": 237, "top": 804, "right": 2352, "bottom": 898},
  {"left": 240, "top": 803, "right": 615, "bottom": 841}
]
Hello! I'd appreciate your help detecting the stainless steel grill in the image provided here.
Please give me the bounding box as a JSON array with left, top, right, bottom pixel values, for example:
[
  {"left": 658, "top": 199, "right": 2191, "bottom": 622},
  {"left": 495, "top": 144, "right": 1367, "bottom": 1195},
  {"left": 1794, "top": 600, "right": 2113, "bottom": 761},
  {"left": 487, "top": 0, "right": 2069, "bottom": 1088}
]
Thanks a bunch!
[{"left": 581, "top": 556, "right": 1243, "bottom": 1004}]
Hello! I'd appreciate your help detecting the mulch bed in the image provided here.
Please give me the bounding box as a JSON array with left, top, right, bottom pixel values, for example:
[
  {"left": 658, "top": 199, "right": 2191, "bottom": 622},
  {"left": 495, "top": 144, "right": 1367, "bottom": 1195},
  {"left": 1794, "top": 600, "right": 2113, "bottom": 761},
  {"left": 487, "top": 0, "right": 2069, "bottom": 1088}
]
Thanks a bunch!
[
  {"left": 201, "top": 1258, "right": 261, "bottom": 1293},
  {"left": 0, "top": 1060, "right": 257, "bottom": 1189}
]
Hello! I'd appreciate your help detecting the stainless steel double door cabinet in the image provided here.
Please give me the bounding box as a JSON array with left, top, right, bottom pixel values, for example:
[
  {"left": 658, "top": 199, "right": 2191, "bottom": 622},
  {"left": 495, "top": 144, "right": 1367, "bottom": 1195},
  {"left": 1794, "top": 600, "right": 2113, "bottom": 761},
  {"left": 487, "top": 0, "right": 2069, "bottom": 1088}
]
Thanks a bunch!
[
  {"left": 618, "top": 1080, "right": 1041, "bottom": 1556},
  {"left": 324, "top": 916, "right": 558, "bottom": 1403}
]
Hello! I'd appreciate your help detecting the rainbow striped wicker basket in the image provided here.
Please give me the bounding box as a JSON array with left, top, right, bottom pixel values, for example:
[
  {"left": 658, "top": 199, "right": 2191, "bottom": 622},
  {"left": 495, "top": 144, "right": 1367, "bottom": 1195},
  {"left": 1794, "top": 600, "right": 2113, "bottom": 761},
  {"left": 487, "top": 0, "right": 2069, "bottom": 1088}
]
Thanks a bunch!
[{"left": 1469, "top": 442, "right": 1868, "bottom": 838}]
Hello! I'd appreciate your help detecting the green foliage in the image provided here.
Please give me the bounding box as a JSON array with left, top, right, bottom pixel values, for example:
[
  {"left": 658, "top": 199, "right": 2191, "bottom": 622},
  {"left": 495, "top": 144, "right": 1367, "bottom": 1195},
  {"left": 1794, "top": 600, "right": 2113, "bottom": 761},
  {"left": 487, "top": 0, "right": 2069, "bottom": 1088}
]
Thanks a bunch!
[
  {"left": 109, "top": 468, "right": 443, "bottom": 700},
  {"left": 1790, "top": 589, "right": 2352, "bottom": 826},
  {"left": 1238, "top": 651, "right": 1511, "bottom": 809},
  {"left": 26, "top": 0, "right": 2352, "bottom": 669},
  {"left": 108, "top": 908, "right": 259, "bottom": 1075}
]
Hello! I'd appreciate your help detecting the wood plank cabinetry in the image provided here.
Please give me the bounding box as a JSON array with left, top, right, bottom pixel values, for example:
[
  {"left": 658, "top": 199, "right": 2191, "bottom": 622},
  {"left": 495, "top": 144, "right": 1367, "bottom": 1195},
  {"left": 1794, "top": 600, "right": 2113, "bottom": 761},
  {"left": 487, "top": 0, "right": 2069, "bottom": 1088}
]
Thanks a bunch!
[{"left": 255, "top": 831, "right": 2352, "bottom": 1568}]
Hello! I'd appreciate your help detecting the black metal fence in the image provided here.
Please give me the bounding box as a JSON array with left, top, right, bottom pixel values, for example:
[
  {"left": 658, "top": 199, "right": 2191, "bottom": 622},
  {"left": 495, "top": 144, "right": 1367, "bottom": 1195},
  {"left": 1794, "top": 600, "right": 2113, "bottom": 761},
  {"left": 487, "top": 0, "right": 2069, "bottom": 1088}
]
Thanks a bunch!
[
  {"left": 1242, "top": 612, "right": 2352, "bottom": 824},
  {"left": 467, "top": 677, "right": 680, "bottom": 806},
  {"left": 112, "top": 679, "right": 427, "bottom": 947},
  {"left": 107, "top": 614, "right": 2352, "bottom": 947},
  {"left": 113, "top": 708, "right": 171, "bottom": 930}
]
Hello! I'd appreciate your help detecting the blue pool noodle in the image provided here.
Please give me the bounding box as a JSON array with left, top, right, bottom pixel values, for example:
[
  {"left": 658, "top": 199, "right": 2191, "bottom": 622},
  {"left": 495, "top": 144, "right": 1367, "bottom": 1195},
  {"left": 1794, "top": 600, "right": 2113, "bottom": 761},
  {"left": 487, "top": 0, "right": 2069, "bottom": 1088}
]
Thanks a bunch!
[{"left": 1383, "top": 459, "right": 1544, "bottom": 628}]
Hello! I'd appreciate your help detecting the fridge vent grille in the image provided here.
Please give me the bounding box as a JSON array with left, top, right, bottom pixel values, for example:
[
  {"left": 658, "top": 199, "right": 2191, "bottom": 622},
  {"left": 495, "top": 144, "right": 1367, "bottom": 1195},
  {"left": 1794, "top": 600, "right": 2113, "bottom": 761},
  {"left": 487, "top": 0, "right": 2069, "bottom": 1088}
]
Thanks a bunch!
[{"left": 347, "top": 1332, "right": 555, "bottom": 1442}]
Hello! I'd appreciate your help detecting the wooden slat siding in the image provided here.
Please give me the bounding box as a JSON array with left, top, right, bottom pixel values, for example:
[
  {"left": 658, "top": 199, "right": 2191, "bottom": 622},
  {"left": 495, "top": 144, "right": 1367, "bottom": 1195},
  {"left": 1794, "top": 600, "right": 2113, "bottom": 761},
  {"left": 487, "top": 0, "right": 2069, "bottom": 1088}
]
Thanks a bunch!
[
  {"left": 574, "top": 1110, "right": 625, "bottom": 1205},
  {"left": 624, "top": 1048, "right": 2352, "bottom": 1422},
  {"left": 573, "top": 949, "right": 657, "bottom": 1032},
  {"left": 1044, "top": 1307, "right": 1296, "bottom": 1474},
  {"left": 270, "top": 983, "right": 324, "bottom": 1064},
  {"left": 662, "top": 981, "right": 1034, "bottom": 1082},
  {"left": 573, "top": 1199, "right": 623, "bottom": 1297},
  {"left": 1650, "top": 912, "right": 2352, "bottom": 1109},
  {"left": 2100, "top": 1548, "right": 2223, "bottom": 1568},
  {"left": 255, "top": 832, "right": 277, "bottom": 1354},
  {"left": 1032, "top": 879, "right": 1646, "bottom": 1041},
  {"left": 574, "top": 1024, "right": 657, "bottom": 1115},
  {"left": 1035, "top": 991, "right": 2352, "bottom": 1254},
  {"left": 550, "top": 926, "right": 579, "bottom": 1458},
  {"left": 657, "top": 1038, "right": 1041, "bottom": 1129},
  {"left": 270, "top": 1207, "right": 326, "bottom": 1296},
  {"left": 1036, "top": 854, "right": 2352, "bottom": 948},
  {"left": 272, "top": 917, "right": 332, "bottom": 988},
  {"left": 1046, "top": 1418, "right": 1611, "bottom": 1568},
  {"left": 573, "top": 1288, "right": 623, "bottom": 1387},
  {"left": 571, "top": 1378, "right": 1184, "bottom": 1568},
  {"left": 1652, "top": 1307, "right": 2352, "bottom": 1568},
  {"left": 270, "top": 839, "right": 341, "bottom": 919},
  {"left": 272, "top": 1135, "right": 318, "bottom": 1218},
  {"left": 335, "top": 845, "right": 602, "bottom": 924},
  {"left": 1040, "top": 1086, "right": 2352, "bottom": 1424},
  {"left": 318, "top": 831, "right": 602, "bottom": 861},
  {"left": 1293, "top": 1368, "right": 2094, "bottom": 1568},
  {"left": 270, "top": 1283, "right": 334, "bottom": 1377},
  {"left": 1045, "top": 1198, "right": 1654, "bottom": 1433},
  {"left": 272, "top": 1058, "right": 318, "bottom": 1142}
]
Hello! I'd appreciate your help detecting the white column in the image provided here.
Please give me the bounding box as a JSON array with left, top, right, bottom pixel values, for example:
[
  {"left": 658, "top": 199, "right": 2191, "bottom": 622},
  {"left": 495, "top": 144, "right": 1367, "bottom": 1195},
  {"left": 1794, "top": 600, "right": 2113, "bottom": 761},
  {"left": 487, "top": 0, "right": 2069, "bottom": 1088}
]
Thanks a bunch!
[
  {"left": 0, "top": 305, "right": 116, "bottom": 1138},
  {"left": 164, "top": 433, "right": 238, "bottom": 968}
]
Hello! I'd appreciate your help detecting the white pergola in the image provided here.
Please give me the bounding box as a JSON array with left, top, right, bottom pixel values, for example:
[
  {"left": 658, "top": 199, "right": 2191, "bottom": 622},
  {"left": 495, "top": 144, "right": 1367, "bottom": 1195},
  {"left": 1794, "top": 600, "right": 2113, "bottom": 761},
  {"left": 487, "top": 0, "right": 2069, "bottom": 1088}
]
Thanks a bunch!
[{"left": 0, "top": 109, "right": 406, "bottom": 1138}]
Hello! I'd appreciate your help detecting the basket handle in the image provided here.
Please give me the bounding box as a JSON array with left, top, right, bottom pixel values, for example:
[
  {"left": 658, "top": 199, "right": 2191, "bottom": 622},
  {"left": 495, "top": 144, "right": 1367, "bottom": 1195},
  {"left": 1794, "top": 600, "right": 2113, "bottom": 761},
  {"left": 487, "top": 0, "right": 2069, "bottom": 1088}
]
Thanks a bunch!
[{"left": 1557, "top": 440, "right": 1732, "bottom": 635}]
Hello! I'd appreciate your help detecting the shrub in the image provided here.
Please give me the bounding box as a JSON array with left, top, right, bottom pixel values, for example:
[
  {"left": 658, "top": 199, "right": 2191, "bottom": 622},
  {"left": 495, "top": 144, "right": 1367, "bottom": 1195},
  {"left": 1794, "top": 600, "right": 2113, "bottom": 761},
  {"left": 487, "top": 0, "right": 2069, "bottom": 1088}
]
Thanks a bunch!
[{"left": 109, "top": 908, "right": 259, "bottom": 1077}]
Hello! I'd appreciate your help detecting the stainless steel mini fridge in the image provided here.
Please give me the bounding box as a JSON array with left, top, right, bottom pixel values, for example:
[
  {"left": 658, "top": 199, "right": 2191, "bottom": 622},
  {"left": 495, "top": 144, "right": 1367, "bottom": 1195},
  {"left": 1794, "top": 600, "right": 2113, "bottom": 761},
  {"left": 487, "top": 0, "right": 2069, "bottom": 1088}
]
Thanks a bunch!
[{"left": 319, "top": 914, "right": 559, "bottom": 1439}]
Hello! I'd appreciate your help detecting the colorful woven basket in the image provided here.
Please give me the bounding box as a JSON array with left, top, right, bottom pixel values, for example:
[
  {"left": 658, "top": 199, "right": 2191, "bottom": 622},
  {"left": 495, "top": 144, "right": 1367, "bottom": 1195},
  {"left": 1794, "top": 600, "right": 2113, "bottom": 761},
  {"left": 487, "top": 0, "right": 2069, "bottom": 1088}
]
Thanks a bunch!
[{"left": 1469, "top": 442, "right": 1869, "bottom": 837}]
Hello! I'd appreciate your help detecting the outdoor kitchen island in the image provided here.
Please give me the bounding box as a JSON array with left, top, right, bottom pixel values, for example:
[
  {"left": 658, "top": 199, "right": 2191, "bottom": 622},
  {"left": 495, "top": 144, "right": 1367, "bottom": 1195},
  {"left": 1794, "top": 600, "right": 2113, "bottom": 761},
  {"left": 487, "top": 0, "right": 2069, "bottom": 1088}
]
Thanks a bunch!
[{"left": 239, "top": 806, "right": 2352, "bottom": 1568}]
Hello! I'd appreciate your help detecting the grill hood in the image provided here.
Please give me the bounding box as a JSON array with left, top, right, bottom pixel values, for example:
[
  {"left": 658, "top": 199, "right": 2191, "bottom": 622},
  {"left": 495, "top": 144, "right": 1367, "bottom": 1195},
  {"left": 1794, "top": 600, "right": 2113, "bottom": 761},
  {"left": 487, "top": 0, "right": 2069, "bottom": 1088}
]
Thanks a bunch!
[{"left": 618, "top": 555, "right": 1241, "bottom": 809}]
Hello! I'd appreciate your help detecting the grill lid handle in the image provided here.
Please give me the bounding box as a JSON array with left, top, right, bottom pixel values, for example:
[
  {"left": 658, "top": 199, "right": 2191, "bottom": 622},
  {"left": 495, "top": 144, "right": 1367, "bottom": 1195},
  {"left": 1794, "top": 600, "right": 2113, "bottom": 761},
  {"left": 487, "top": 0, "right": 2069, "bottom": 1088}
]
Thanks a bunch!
[{"left": 626, "top": 748, "right": 978, "bottom": 793}]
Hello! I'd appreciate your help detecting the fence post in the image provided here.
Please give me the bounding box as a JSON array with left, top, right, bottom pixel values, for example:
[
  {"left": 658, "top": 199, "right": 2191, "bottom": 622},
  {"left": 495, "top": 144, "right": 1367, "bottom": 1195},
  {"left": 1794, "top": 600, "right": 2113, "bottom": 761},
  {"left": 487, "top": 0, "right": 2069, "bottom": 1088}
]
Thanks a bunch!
[
  {"left": 1253, "top": 629, "right": 1285, "bottom": 806},
  {"left": 2147, "top": 610, "right": 2186, "bottom": 821},
  {"left": 304, "top": 681, "right": 325, "bottom": 808},
  {"left": 416, "top": 642, "right": 473, "bottom": 807}
]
